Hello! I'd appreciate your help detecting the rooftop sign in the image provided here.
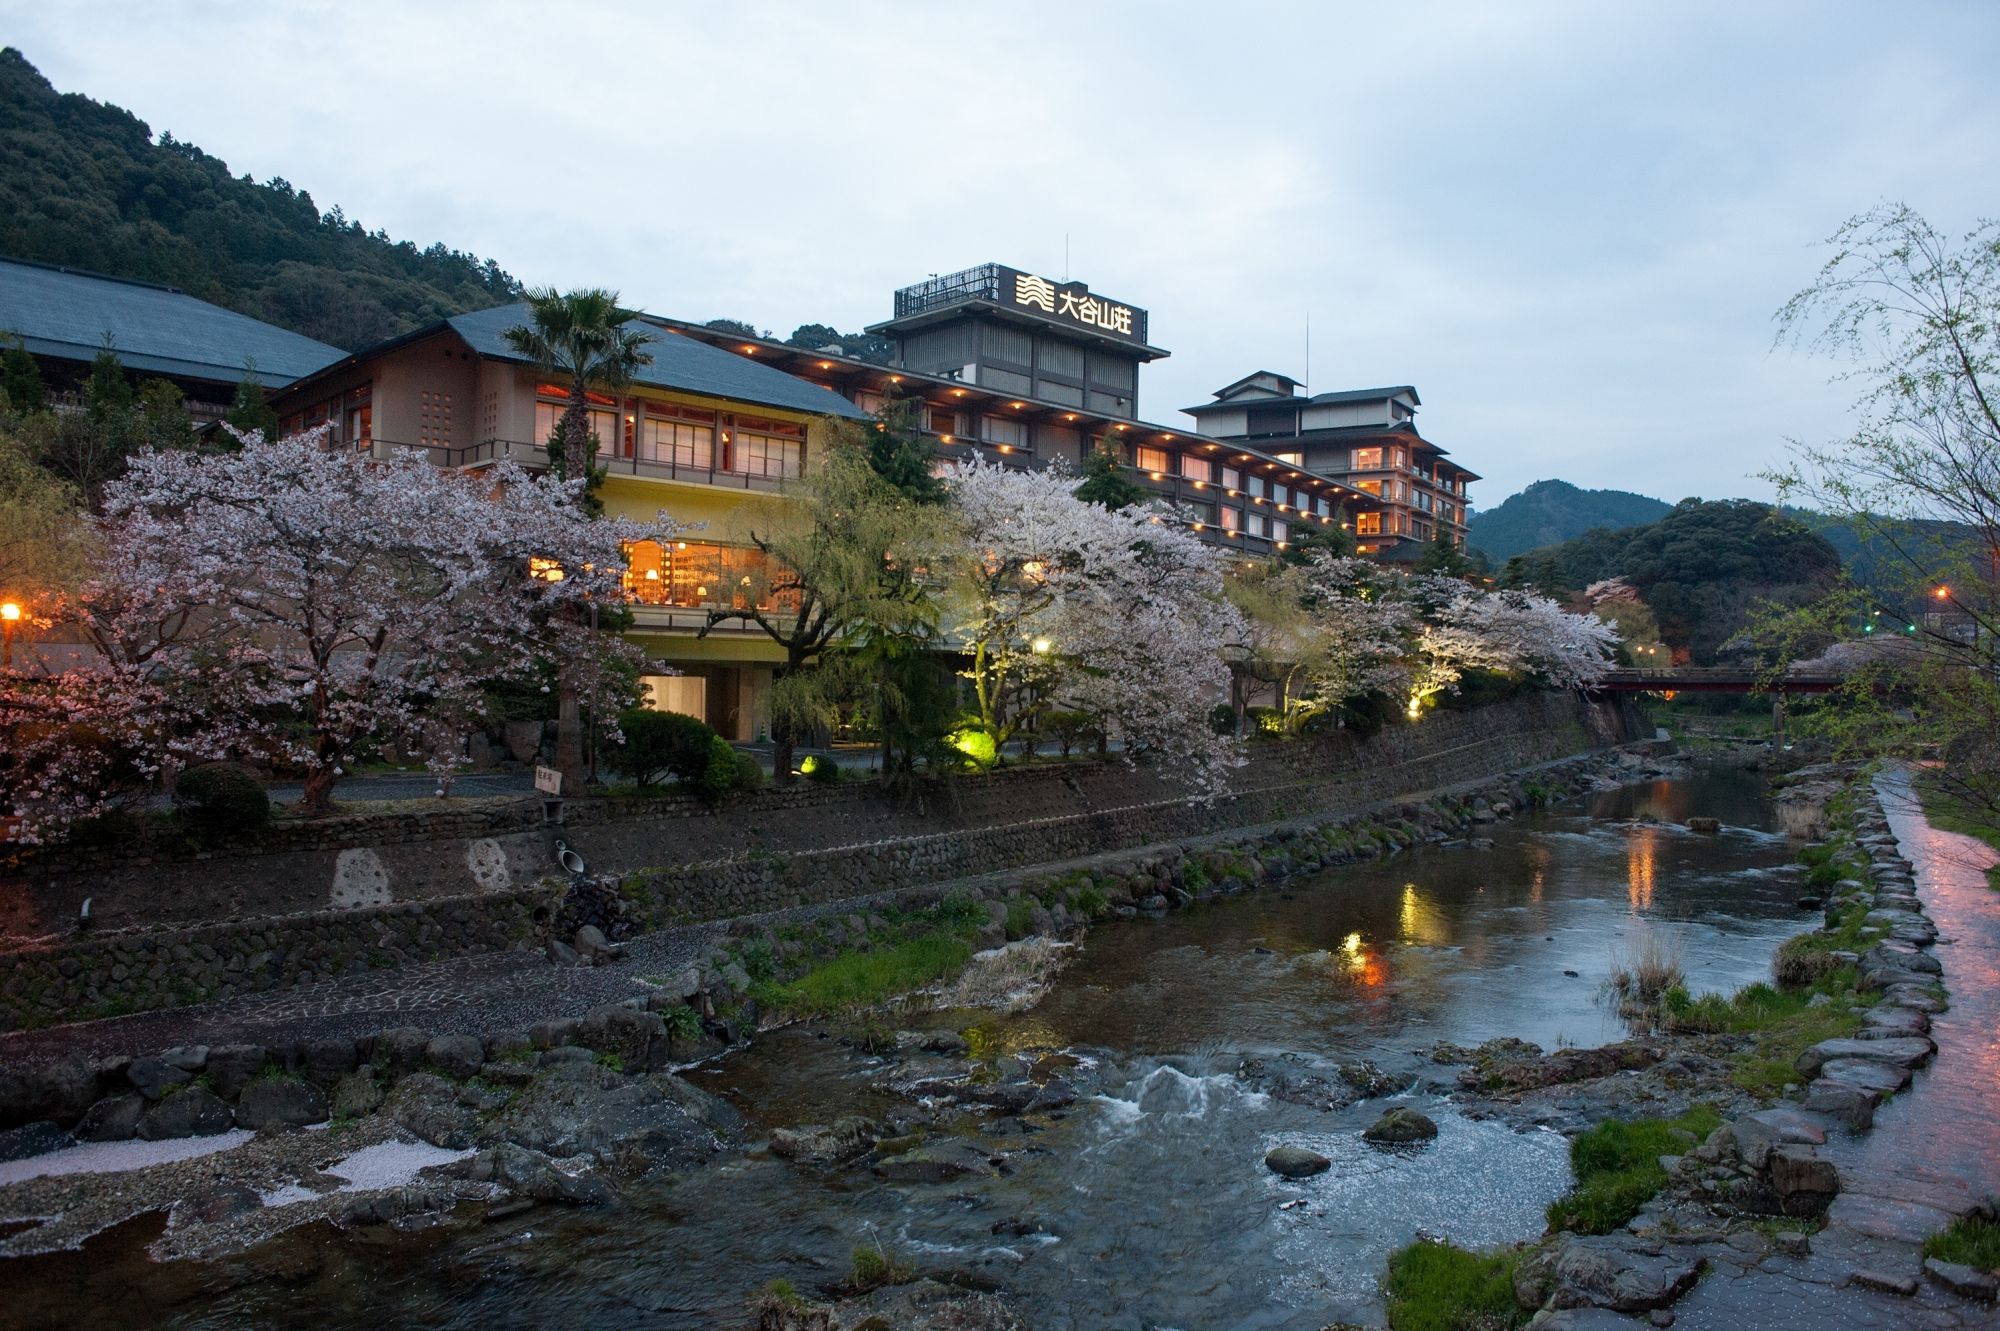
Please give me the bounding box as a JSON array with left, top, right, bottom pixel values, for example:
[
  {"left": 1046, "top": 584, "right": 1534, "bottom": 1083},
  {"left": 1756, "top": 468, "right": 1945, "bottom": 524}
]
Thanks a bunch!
[{"left": 889, "top": 263, "right": 1150, "bottom": 346}]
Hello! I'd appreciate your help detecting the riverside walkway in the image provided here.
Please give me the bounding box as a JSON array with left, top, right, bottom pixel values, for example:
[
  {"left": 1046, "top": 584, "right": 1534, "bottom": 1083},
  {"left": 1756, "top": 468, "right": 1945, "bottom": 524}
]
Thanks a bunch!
[{"left": 1600, "top": 765, "right": 2000, "bottom": 1331}]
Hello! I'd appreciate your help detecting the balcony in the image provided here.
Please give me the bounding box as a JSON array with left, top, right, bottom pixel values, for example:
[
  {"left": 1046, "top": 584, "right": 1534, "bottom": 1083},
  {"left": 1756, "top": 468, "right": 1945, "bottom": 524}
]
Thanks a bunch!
[{"left": 373, "top": 438, "right": 799, "bottom": 494}]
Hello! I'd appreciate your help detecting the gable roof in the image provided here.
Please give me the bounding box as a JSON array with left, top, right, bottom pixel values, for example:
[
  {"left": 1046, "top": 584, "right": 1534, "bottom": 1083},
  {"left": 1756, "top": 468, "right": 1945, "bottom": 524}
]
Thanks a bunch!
[
  {"left": 1208, "top": 369, "right": 1302, "bottom": 402},
  {"left": 444, "top": 304, "right": 869, "bottom": 420},
  {"left": 0, "top": 256, "right": 346, "bottom": 387}
]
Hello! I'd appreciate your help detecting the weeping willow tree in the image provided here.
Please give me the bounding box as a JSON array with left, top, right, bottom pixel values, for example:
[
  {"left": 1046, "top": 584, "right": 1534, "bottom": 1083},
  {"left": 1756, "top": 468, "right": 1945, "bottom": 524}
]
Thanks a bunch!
[
  {"left": 700, "top": 421, "right": 948, "bottom": 784},
  {"left": 1762, "top": 204, "right": 2000, "bottom": 832}
]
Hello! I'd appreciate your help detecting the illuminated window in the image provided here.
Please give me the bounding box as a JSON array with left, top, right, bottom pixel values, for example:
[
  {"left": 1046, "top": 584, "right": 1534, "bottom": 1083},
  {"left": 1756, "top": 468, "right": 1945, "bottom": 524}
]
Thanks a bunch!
[
  {"left": 1180, "top": 454, "right": 1213, "bottom": 483},
  {"left": 927, "top": 407, "right": 958, "bottom": 435},
  {"left": 1355, "top": 478, "right": 1383, "bottom": 496},
  {"left": 1274, "top": 451, "right": 1303, "bottom": 466},
  {"left": 1135, "top": 445, "right": 1171, "bottom": 472},
  {"left": 1355, "top": 512, "right": 1382, "bottom": 535},
  {"left": 1352, "top": 447, "right": 1384, "bottom": 470},
  {"left": 1221, "top": 466, "right": 1241, "bottom": 489},
  {"left": 1221, "top": 506, "right": 1241, "bottom": 531},
  {"left": 642, "top": 404, "right": 716, "bottom": 470}
]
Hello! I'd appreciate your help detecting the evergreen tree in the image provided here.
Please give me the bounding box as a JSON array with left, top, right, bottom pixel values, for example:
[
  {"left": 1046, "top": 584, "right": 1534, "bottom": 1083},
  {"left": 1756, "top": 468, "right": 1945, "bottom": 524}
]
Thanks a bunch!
[
  {"left": 1279, "top": 518, "right": 1357, "bottom": 566},
  {"left": 83, "top": 344, "right": 132, "bottom": 425},
  {"left": 224, "top": 367, "right": 279, "bottom": 440},
  {"left": 1413, "top": 527, "right": 1474, "bottom": 577},
  {"left": 136, "top": 378, "right": 194, "bottom": 450},
  {"left": 0, "top": 336, "right": 44, "bottom": 415},
  {"left": 864, "top": 395, "right": 945, "bottom": 504},
  {"left": 1072, "top": 444, "right": 1145, "bottom": 510}
]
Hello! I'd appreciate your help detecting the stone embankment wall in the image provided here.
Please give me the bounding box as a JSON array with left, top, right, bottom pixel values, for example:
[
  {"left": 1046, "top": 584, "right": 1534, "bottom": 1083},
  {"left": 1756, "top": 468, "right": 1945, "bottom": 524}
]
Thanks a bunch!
[{"left": 0, "top": 693, "right": 1641, "bottom": 1029}]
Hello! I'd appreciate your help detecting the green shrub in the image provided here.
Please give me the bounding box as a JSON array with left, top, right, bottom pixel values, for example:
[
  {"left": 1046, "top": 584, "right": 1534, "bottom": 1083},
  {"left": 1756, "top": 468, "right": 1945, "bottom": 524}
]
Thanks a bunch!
[
  {"left": 1384, "top": 1238, "right": 1524, "bottom": 1331},
  {"left": 799, "top": 754, "right": 841, "bottom": 785},
  {"left": 699, "top": 735, "right": 740, "bottom": 803},
  {"left": 763, "top": 934, "right": 973, "bottom": 1016},
  {"left": 731, "top": 748, "right": 765, "bottom": 790},
  {"left": 172, "top": 762, "right": 270, "bottom": 838},
  {"left": 659, "top": 1003, "right": 702, "bottom": 1041},
  {"left": 1208, "top": 703, "right": 1238, "bottom": 735},
  {"left": 613, "top": 708, "right": 717, "bottom": 787}
]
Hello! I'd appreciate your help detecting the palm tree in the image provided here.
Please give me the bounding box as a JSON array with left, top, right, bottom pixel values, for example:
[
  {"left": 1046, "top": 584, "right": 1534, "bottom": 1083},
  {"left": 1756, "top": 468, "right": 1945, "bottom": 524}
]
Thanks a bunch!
[
  {"left": 503, "top": 289, "right": 653, "bottom": 791},
  {"left": 503, "top": 288, "right": 654, "bottom": 483}
]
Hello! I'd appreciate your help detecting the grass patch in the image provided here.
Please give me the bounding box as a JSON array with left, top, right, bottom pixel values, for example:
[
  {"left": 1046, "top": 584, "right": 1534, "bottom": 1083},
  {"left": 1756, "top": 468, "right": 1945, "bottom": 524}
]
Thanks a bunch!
[
  {"left": 1547, "top": 1105, "right": 1723, "bottom": 1234},
  {"left": 848, "top": 1243, "right": 914, "bottom": 1292},
  {"left": 756, "top": 933, "right": 973, "bottom": 1017},
  {"left": 1923, "top": 1216, "right": 2000, "bottom": 1272},
  {"left": 1383, "top": 1238, "right": 1524, "bottom": 1331}
]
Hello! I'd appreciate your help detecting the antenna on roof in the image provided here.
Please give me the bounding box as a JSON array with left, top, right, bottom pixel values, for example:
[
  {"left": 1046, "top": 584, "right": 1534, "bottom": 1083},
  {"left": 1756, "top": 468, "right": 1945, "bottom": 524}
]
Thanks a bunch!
[{"left": 1303, "top": 309, "right": 1310, "bottom": 393}]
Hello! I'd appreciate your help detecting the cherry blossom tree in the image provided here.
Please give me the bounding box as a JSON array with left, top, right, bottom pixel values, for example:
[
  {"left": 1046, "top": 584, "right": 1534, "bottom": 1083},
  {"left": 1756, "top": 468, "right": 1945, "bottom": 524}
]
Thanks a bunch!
[
  {"left": 78, "top": 427, "right": 664, "bottom": 815},
  {"left": 1404, "top": 578, "right": 1618, "bottom": 713},
  {"left": 944, "top": 459, "right": 1242, "bottom": 791}
]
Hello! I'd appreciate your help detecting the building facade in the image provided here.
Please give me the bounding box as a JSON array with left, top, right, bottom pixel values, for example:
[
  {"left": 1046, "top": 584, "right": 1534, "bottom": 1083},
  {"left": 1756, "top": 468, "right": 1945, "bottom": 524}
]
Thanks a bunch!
[
  {"left": 271, "top": 264, "right": 1480, "bottom": 733},
  {"left": 270, "top": 304, "right": 869, "bottom": 740},
  {"left": 1183, "top": 374, "right": 1478, "bottom": 559}
]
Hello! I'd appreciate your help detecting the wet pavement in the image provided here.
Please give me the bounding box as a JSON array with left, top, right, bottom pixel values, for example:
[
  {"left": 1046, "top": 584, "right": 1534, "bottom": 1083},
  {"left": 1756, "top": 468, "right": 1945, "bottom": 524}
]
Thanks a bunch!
[{"left": 1621, "top": 765, "right": 2000, "bottom": 1331}]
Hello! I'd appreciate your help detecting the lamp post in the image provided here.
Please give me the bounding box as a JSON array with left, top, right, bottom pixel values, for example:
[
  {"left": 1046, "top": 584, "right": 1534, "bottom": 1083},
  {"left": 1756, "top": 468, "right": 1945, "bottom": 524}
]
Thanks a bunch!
[{"left": 0, "top": 601, "right": 19, "bottom": 672}]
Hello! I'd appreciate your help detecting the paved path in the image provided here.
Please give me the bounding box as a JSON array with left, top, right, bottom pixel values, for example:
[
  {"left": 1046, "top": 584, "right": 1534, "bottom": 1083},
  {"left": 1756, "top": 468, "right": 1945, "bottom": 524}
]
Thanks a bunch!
[{"left": 1617, "top": 766, "right": 2000, "bottom": 1330}]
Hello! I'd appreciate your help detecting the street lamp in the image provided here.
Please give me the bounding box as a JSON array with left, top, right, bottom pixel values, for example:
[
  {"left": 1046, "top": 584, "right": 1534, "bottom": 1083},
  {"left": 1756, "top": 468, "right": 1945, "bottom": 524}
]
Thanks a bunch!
[{"left": 0, "top": 600, "right": 19, "bottom": 671}]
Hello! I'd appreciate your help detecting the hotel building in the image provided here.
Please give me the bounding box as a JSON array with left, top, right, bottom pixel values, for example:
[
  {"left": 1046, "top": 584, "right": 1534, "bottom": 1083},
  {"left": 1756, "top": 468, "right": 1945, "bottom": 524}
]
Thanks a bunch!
[
  {"left": 270, "top": 264, "right": 1475, "bottom": 731},
  {"left": 1183, "top": 373, "right": 1478, "bottom": 558}
]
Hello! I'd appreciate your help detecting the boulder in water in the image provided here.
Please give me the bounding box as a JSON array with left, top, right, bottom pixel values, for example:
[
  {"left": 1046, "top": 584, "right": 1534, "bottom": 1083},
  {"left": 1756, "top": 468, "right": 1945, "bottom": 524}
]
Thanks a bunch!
[
  {"left": 1264, "top": 1145, "right": 1331, "bottom": 1178},
  {"left": 1363, "top": 1107, "right": 1439, "bottom": 1144}
]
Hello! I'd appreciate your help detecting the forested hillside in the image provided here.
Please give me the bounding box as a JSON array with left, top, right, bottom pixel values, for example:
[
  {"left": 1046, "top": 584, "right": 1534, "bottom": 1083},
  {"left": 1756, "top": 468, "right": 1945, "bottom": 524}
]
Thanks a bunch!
[
  {"left": 1499, "top": 498, "right": 1843, "bottom": 663},
  {"left": 1468, "top": 478, "right": 1671, "bottom": 560},
  {"left": 0, "top": 49, "right": 519, "bottom": 349}
]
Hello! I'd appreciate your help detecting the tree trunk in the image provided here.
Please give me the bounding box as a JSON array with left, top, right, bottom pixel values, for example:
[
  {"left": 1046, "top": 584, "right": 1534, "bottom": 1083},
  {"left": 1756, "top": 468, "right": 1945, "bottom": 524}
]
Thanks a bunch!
[
  {"left": 296, "top": 764, "right": 338, "bottom": 817},
  {"left": 771, "top": 717, "right": 798, "bottom": 787},
  {"left": 557, "top": 675, "right": 586, "bottom": 793},
  {"left": 562, "top": 389, "right": 591, "bottom": 482}
]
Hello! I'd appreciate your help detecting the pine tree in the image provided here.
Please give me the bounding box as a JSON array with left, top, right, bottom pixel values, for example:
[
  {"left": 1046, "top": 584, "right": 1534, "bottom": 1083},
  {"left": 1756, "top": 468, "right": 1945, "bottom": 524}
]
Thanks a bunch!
[
  {"left": 83, "top": 344, "right": 133, "bottom": 424},
  {"left": 1072, "top": 444, "right": 1145, "bottom": 511},
  {"left": 0, "top": 337, "right": 45, "bottom": 415},
  {"left": 224, "top": 367, "right": 280, "bottom": 441}
]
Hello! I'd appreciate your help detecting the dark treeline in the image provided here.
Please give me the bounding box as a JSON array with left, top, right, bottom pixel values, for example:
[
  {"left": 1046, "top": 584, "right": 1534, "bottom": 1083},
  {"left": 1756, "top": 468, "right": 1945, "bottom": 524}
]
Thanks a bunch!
[
  {"left": 1499, "top": 498, "right": 1843, "bottom": 663},
  {"left": 0, "top": 48, "right": 520, "bottom": 349}
]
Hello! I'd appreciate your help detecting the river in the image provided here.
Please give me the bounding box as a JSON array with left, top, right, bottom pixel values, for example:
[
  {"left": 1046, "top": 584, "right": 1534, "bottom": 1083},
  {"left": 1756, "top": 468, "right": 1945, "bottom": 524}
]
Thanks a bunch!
[{"left": 42, "top": 768, "right": 1815, "bottom": 1330}]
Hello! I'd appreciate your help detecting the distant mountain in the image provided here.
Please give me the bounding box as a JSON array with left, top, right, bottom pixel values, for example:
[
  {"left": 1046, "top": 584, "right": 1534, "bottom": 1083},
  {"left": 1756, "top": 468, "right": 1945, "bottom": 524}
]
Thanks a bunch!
[
  {"left": 0, "top": 48, "right": 519, "bottom": 349},
  {"left": 1468, "top": 480, "right": 1672, "bottom": 560}
]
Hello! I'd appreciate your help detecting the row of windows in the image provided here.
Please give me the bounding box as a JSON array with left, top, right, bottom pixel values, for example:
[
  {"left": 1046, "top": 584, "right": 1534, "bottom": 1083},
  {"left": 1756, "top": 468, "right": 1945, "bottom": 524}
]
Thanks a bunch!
[
  {"left": 532, "top": 399, "right": 805, "bottom": 479},
  {"left": 620, "top": 539, "right": 797, "bottom": 613}
]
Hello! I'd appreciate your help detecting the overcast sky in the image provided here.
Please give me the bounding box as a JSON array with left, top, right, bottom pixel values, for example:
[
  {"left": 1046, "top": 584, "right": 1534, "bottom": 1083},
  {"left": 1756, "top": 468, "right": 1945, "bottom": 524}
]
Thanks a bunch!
[{"left": 8, "top": 1, "right": 1998, "bottom": 509}]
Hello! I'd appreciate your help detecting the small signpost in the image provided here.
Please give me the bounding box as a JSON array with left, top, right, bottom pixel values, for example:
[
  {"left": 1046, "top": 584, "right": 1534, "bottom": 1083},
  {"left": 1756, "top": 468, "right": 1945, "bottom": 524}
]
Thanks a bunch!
[{"left": 534, "top": 766, "right": 563, "bottom": 796}]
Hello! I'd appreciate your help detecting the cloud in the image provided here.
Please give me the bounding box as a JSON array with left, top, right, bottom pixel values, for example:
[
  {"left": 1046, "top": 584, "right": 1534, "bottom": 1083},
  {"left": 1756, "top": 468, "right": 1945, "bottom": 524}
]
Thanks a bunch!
[{"left": 7, "top": 0, "right": 1998, "bottom": 507}]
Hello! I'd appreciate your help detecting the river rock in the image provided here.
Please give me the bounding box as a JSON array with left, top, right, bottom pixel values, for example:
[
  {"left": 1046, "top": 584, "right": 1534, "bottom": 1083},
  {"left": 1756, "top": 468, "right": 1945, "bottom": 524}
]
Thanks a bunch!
[
  {"left": 1264, "top": 1145, "right": 1331, "bottom": 1178},
  {"left": 136, "top": 1086, "right": 233, "bottom": 1140},
  {"left": 206, "top": 1044, "right": 271, "bottom": 1099},
  {"left": 1768, "top": 1146, "right": 1840, "bottom": 1215},
  {"left": 331, "top": 1068, "right": 386, "bottom": 1119},
  {"left": 0, "top": 1057, "right": 103, "bottom": 1131},
  {"left": 1363, "top": 1108, "right": 1439, "bottom": 1144},
  {"left": 486, "top": 1061, "right": 723, "bottom": 1174},
  {"left": 1795, "top": 1036, "right": 1934, "bottom": 1080},
  {"left": 1924, "top": 1258, "right": 2000, "bottom": 1301},
  {"left": 454, "top": 1142, "right": 615, "bottom": 1206},
  {"left": 125, "top": 1057, "right": 192, "bottom": 1102},
  {"left": 873, "top": 1139, "right": 994, "bottom": 1184},
  {"left": 1521, "top": 1234, "right": 1707, "bottom": 1313},
  {"left": 388, "top": 1072, "right": 481, "bottom": 1148},
  {"left": 75, "top": 1093, "right": 147, "bottom": 1142},
  {"left": 300, "top": 1038, "right": 358, "bottom": 1086},
  {"left": 235, "top": 1077, "right": 330, "bottom": 1132},
  {"left": 577, "top": 1004, "right": 668, "bottom": 1073},
  {"left": 1685, "top": 817, "right": 1720, "bottom": 834},
  {"left": 425, "top": 1035, "right": 487, "bottom": 1079},
  {"left": 373, "top": 1027, "right": 434, "bottom": 1075},
  {"left": 0, "top": 1120, "right": 71, "bottom": 1162},
  {"left": 770, "top": 1116, "right": 881, "bottom": 1165},
  {"left": 1817, "top": 1058, "right": 1912, "bottom": 1095}
]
